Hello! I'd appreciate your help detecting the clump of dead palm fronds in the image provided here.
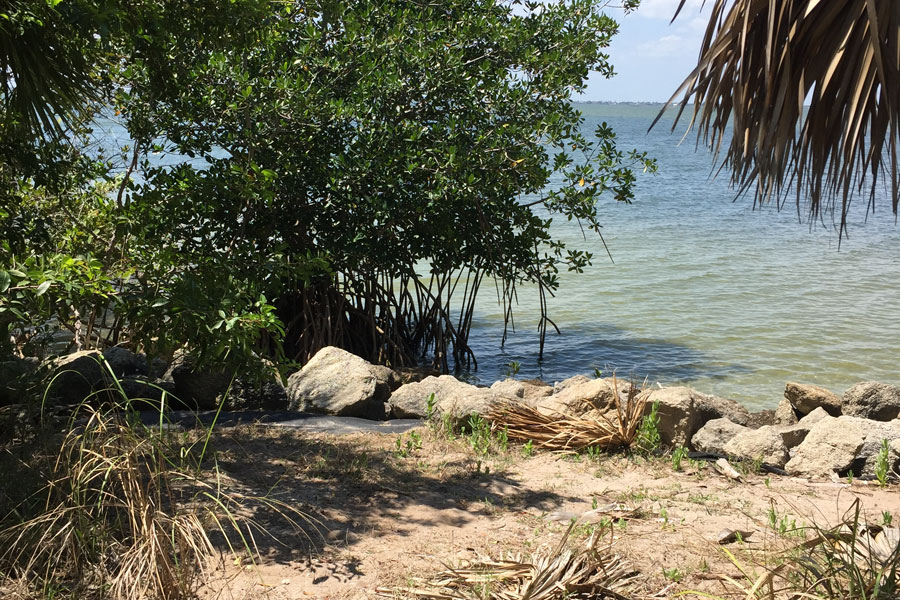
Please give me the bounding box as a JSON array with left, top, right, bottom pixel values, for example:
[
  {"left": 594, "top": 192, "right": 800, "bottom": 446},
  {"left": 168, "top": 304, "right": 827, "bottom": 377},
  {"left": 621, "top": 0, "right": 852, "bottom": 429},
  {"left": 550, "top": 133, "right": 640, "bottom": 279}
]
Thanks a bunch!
[
  {"left": 486, "top": 377, "right": 646, "bottom": 452},
  {"left": 376, "top": 521, "right": 638, "bottom": 600}
]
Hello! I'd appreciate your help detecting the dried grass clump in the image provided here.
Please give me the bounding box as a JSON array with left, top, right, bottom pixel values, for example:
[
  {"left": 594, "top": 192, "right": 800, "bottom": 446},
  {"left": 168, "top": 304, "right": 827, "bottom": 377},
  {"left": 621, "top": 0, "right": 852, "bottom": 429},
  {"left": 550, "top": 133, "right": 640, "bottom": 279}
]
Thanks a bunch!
[
  {"left": 0, "top": 385, "right": 311, "bottom": 599},
  {"left": 376, "top": 522, "right": 638, "bottom": 600},
  {"left": 0, "top": 405, "right": 212, "bottom": 599},
  {"left": 486, "top": 378, "right": 646, "bottom": 452},
  {"left": 688, "top": 499, "right": 899, "bottom": 600}
]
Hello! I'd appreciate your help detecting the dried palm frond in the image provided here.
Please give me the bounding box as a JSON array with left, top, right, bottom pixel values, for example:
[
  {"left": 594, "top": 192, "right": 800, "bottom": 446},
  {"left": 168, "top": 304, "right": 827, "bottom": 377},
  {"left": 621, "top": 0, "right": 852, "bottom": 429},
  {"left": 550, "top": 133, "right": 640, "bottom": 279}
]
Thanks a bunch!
[
  {"left": 376, "top": 522, "right": 638, "bottom": 600},
  {"left": 660, "top": 0, "right": 900, "bottom": 238},
  {"left": 486, "top": 377, "right": 646, "bottom": 452}
]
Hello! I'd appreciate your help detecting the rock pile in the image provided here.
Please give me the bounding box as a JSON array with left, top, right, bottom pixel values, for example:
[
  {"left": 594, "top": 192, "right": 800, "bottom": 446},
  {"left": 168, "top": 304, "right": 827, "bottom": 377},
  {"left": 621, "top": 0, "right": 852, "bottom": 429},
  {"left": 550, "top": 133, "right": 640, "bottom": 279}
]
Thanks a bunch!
[
  {"left": 693, "top": 381, "right": 900, "bottom": 479},
  {"left": 4, "top": 344, "right": 899, "bottom": 482}
]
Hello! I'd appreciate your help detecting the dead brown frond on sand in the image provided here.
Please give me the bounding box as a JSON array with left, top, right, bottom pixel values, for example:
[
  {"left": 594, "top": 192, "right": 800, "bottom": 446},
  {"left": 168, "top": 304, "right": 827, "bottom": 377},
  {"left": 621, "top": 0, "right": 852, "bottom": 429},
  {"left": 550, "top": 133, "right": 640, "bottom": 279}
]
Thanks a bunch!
[
  {"left": 376, "top": 522, "right": 638, "bottom": 600},
  {"left": 486, "top": 377, "right": 646, "bottom": 452}
]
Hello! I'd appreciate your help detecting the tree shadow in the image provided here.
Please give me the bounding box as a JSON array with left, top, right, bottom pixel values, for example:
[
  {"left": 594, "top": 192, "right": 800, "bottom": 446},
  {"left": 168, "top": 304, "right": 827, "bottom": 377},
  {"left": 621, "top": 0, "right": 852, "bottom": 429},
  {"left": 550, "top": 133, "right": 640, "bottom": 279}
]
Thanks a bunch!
[
  {"left": 195, "top": 426, "right": 576, "bottom": 567},
  {"left": 466, "top": 320, "right": 751, "bottom": 386}
]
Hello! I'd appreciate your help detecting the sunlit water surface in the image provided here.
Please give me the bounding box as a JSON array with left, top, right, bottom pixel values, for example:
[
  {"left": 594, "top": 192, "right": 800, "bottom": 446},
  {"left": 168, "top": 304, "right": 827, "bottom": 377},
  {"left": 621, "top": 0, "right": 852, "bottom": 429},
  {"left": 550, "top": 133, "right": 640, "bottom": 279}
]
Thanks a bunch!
[{"left": 463, "top": 103, "right": 899, "bottom": 410}]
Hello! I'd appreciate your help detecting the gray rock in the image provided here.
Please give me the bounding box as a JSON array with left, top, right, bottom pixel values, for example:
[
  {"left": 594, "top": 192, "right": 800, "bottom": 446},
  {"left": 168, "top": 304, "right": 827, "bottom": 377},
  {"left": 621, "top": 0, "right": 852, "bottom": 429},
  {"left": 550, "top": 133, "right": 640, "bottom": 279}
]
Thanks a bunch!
[
  {"left": 637, "top": 387, "right": 699, "bottom": 448},
  {"left": 785, "top": 416, "right": 900, "bottom": 478},
  {"left": 371, "top": 365, "right": 402, "bottom": 407},
  {"left": 222, "top": 378, "right": 290, "bottom": 412},
  {"left": 773, "top": 396, "right": 799, "bottom": 425},
  {"left": 541, "top": 378, "right": 633, "bottom": 417},
  {"left": 0, "top": 356, "right": 39, "bottom": 406},
  {"left": 389, "top": 375, "right": 493, "bottom": 425},
  {"left": 724, "top": 426, "right": 790, "bottom": 467},
  {"left": 149, "top": 357, "right": 170, "bottom": 379},
  {"left": 857, "top": 424, "right": 900, "bottom": 480},
  {"left": 784, "top": 382, "right": 842, "bottom": 416},
  {"left": 118, "top": 377, "right": 177, "bottom": 408},
  {"left": 169, "top": 359, "right": 231, "bottom": 410},
  {"left": 842, "top": 382, "right": 900, "bottom": 421},
  {"left": 44, "top": 350, "right": 106, "bottom": 405},
  {"left": 553, "top": 375, "right": 592, "bottom": 394},
  {"left": 777, "top": 424, "right": 806, "bottom": 450},
  {"left": 637, "top": 386, "right": 751, "bottom": 448},
  {"left": 372, "top": 365, "right": 402, "bottom": 391},
  {"left": 691, "top": 418, "right": 749, "bottom": 454},
  {"left": 490, "top": 379, "right": 552, "bottom": 402},
  {"left": 101, "top": 346, "right": 150, "bottom": 378},
  {"left": 166, "top": 353, "right": 288, "bottom": 412},
  {"left": 394, "top": 366, "right": 442, "bottom": 385},
  {"left": 777, "top": 407, "right": 833, "bottom": 448},
  {"left": 694, "top": 392, "right": 752, "bottom": 427},
  {"left": 286, "top": 346, "right": 382, "bottom": 419},
  {"left": 746, "top": 409, "right": 776, "bottom": 428}
]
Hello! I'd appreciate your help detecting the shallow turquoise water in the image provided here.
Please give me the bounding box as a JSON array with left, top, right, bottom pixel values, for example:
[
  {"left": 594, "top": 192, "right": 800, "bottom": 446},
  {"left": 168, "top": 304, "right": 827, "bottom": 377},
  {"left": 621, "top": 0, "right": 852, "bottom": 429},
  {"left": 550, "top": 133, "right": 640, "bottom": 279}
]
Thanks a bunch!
[{"left": 465, "top": 103, "right": 900, "bottom": 410}]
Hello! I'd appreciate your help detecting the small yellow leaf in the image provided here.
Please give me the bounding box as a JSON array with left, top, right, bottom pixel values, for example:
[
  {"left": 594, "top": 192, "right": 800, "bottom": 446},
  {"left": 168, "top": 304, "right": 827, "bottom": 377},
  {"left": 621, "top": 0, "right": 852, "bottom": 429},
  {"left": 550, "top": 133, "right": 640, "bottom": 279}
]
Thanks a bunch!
[{"left": 578, "top": 177, "right": 585, "bottom": 187}]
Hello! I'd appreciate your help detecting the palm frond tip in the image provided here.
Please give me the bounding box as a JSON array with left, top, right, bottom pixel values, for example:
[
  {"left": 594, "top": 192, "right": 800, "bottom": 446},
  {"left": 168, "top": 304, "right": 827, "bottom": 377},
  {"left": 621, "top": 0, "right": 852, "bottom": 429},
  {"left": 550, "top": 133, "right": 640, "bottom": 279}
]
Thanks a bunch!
[{"left": 663, "top": 0, "right": 900, "bottom": 236}]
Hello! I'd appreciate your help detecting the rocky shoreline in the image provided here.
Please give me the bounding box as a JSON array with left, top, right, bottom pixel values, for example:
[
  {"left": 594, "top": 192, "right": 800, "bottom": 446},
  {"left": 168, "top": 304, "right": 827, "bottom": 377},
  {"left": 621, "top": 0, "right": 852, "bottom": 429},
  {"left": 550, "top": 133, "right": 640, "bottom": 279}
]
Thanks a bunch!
[{"left": 3, "top": 345, "right": 899, "bottom": 481}]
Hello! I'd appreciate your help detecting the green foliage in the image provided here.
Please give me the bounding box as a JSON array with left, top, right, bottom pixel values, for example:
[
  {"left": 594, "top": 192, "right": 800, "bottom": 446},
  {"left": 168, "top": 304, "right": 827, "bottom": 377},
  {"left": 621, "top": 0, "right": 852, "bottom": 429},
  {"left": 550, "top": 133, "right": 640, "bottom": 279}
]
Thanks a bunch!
[
  {"left": 635, "top": 400, "right": 661, "bottom": 454},
  {"left": 522, "top": 439, "right": 535, "bottom": 458},
  {"left": 766, "top": 503, "right": 797, "bottom": 536},
  {"left": 467, "top": 413, "right": 493, "bottom": 457},
  {"left": 504, "top": 361, "right": 521, "bottom": 378},
  {"left": 2, "top": 0, "right": 655, "bottom": 376},
  {"left": 671, "top": 446, "right": 687, "bottom": 472},
  {"left": 875, "top": 439, "right": 892, "bottom": 487},
  {"left": 424, "top": 393, "right": 437, "bottom": 423},
  {"left": 661, "top": 567, "right": 683, "bottom": 583},
  {"left": 395, "top": 430, "right": 422, "bottom": 458}
]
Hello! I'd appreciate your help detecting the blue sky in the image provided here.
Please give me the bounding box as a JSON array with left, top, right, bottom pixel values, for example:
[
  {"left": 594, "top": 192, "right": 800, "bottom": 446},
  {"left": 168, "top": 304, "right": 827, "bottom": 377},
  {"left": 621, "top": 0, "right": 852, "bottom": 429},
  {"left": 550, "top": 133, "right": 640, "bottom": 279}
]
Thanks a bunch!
[{"left": 582, "top": 0, "right": 711, "bottom": 102}]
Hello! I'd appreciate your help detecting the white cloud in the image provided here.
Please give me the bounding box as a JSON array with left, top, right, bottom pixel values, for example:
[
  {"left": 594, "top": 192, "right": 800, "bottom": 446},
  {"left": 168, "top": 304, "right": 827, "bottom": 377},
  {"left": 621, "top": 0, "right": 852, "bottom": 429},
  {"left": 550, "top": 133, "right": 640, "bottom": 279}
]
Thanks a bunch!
[{"left": 636, "top": 34, "right": 693, "bottom": 58}]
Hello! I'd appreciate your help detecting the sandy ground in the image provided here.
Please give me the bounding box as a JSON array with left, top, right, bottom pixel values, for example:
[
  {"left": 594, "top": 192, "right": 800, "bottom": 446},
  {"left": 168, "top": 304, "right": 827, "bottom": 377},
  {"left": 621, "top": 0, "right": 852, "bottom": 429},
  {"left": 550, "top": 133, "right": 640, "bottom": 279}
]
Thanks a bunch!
[{"left": 193, "top": 423, "right": 900, "bottom": 600}]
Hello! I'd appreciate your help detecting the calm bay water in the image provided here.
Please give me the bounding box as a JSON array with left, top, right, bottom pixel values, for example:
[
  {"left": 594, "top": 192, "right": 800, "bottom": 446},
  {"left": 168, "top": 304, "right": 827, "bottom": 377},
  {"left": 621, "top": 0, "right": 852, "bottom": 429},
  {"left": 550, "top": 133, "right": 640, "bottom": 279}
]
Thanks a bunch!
[{"left": 465, "top": 103, "right": 900, "bottom": 410}]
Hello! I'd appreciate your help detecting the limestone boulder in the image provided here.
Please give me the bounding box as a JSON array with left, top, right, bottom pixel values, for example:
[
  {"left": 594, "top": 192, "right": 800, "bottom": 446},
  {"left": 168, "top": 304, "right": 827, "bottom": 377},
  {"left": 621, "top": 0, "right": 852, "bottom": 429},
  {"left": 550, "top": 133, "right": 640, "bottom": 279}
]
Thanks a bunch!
[
  {"left": 842, "top": 382, "right": 900, "bottom": 421},
  {"left": 389, "top": 375, "right": 494, "bottom": 425},
  {"left": 221, "top": 378, "right": 290, "bottom": 412},
  {"left": 691, "top": 418, "right": 748, "bottom": 454},
  {"left": 777, "top": 407, "right": 831, "bottom": 449},
  {"left": 637, "top": 387, "right": 698, "bottom": 448},
  {"left": 785, "top": 416, "right": 900, "bottom": 479},
  {"left": 287, "top": 346, "right": 384, "bottom": 419},
  {"left": 490, "top": 379, "right": 552, "bottom": 403},
  {"left": 857, "top": 424, "right": 900, "bottom": 480},
  {"left": 538, "top": 378, "right": 634, "bottom": 417},
  {"left": 552, "top": 375, "right": 592, "bottom": 394},
  {"left": 638, "top": 386, "right": 751, "bottom": 448},
  {"left": 44, "top": 350, "right": 106, "bottom": 405},
  {"left": 118, "top": 377, "right": 177, "bottom": 408},
  {"left": 394, "top": 366, "right": 442, "bottom": 385},
  {"left": 784, "top": 382, "right": 842, "bottom": 416},
  {"left": 694, "top": 392, "right": 752, "bottom": 427},
  {"left": 101, "top": 346, "right": 150, "bottom": 379},
  {"left": 167, "top": 358, "right": 231, "bottom": 410},
  {"left": 724, "top": 426, "right": 790, "bottom": 467},
  {"left": 773, "top": 396, "right": 799, "bottom": 425}
]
